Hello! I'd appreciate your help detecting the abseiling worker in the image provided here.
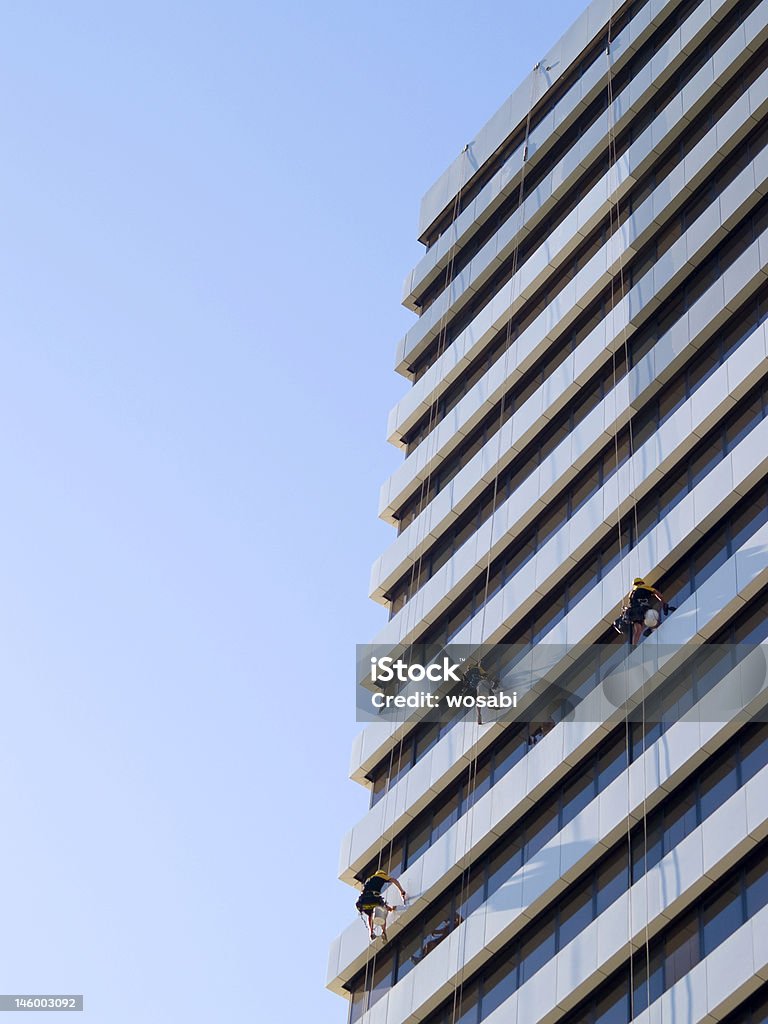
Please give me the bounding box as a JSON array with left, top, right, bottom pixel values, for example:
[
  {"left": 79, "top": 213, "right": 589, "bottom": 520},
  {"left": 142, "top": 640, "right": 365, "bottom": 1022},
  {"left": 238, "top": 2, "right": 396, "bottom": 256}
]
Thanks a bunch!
[
  {"left": 355, "top": 870, "right": 407, "bottom": 942},
  {"left": 460, "top": 658, "right": 499, "bottom": 724},
  {"left": 618, "top": 577, "right": 674, "bottom": 646}
]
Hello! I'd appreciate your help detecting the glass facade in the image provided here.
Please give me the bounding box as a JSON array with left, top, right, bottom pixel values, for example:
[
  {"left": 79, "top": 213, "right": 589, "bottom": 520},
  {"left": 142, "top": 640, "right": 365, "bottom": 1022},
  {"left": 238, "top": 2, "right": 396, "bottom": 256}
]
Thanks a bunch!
[
  {"left": 332, "top": 0, "right": 768, "bottom": 1020},
  {"left": 349, "top": 716, "right": 768, "bottom": 1021}
]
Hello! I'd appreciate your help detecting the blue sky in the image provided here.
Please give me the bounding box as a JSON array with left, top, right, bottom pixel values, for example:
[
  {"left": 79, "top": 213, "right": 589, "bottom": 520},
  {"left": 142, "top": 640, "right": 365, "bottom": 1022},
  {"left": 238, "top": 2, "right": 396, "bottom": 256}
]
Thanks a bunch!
[{"left": 0, "top": 2, "right": 588, "bottom": 1020}]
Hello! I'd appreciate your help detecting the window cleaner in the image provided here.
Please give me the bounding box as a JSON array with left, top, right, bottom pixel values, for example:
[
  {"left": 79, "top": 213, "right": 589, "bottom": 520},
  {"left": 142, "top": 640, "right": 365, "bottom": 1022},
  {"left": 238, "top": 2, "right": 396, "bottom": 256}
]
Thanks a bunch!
[
  {"left": 613, "top": 577, "right": 676, "bottom": 645},
  {"left": 355, "top": 871, "right": 407, "bottom": 942}
]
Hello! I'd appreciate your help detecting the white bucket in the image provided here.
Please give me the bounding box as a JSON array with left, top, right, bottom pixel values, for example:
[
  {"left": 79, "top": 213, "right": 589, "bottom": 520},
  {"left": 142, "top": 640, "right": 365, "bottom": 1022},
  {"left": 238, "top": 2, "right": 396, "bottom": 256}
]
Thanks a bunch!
[{"left": 643, "top": 609, "right": 660, "bottom": 628}]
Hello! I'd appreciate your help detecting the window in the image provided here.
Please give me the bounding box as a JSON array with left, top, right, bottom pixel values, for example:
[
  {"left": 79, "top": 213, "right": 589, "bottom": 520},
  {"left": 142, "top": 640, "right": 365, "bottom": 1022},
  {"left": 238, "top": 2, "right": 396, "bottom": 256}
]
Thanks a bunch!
[
  {"left": 405, "top": 817, "right": 432, "bottom": 868},
  {"left": 662, "top": 788, "right": 697, "bottom": 856},
  {"left": 566, "top": 563, "right": 596, "bottom": 610},
  {"left": 632, "top": 815, "right": 662, "bottom": 881},
  {"left": 465, "top": 760, "right": 493, "bottom": 811},
  {"left": 480, "top": 955, "right": 518, "bottom": 1018},
  {"left": 493, "top": 728, "right": 526, "bottom": 781},
  {"left": 689, "top": 439, "right": 723, "bottom": 489},
  {"left": 632, "top": 946, "right": 664, "bottom": 1016},
  {"left": 597, "top": 734, "right": 627, "bottom": 790},
  {"left": 368, "top": 951, "right": 392, "bottom": 1003},
  {"left": 432, "top": 793, "right": 460, "bottom": 843},
  {"left": 596, "top": 850, "right": 628, "bottom": 916},
  {"left": 746, "top": 858, "right": 768, "bottom": 919},
  {"left": 558, "top": 881, "right": 593, "bottom": 949},
  {"left": 519, "top": 918, "right": 556, "bottom": 984},
  {"left": 570, "top": 467, "right": 601, "bottom": 515},
  {"left": 664, "top": 911, "right": 699, "bottom": 988},
  {"left": 658, "top": 374, "right": 687, "bottom": 421},
  {"left": 524, "top": 799, "right": 559, "bottom": 859},
  {"left": 487, "top": 837, "right": 523, "bottom": 896},
  {"left": 562, "top": 766, "right": 596, "bottom": 823},
  {"left": 395, "top": 928, "right": 425, "bottom": 982},
  {"left": 702, "top": 880, "right": 743, "bottom": 957},
  {"left": 740, "top": 725, "right": 768, "bottom": 783},
  {"left": 413, "top": 905, "right": 456, "bottom": 966},
  {"left": 731, "top": 497, "right": 768, "bottom": 553},
  {"left": 726, "top": 399, "right": 762, "bottom": 449},
  {"left": 699, "top": 753, "right": 738, "bottom": 821},
  {"left": 415, "top": 723, "right": 440, "bottom": 762},
  {"left": 456, "top": 868, "right": 486, "bottom": 922},
  {"left": 594, "top": 981, "right": 628, "bottom": 1024}
]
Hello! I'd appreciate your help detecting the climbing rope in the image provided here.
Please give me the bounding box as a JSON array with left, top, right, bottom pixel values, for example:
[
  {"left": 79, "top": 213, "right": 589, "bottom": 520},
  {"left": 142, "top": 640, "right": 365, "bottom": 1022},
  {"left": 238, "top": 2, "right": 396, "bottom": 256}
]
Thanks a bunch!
[
  {"left": 450, "top": 63, "right": 543, "bottom": 1024},
  {"left": 375, "top": 146, "right": 473, "bottom": 876},
  {"left": 604, "top": 21, "right": 653, "bottom": 1013},
  {"left": 477, "top": 64, "right": 541, "bottom": 650},
  {"left": 359, "top": 149, "right": 473, "bottom": 1017}
]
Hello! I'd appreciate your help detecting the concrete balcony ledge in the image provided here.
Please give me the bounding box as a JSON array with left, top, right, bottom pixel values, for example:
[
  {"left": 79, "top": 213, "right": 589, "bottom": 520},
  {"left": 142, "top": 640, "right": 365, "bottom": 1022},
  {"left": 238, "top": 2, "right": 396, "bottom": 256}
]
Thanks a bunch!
[
  {"left": 404, "top": 0, "right": 725, "bottom": 319},
  {"left": 397, "top": 0, "right": 753, "bottom": 377},
  {"left": 376, "top": 219, "right": 767, "bottom": 599},
  {"left": 383, "top": 95, "right": 768, "bottom": 531},
  {"left": 374, "top": 332, "right": 768, "bottom": 657},
  {"left": 342, "top": 517, "right": 768, "bottom": 897},
  {"left": 332, "top": 745, "right": 768, "bottom": 1024},
  {"left": 353, "top": 451, "right": 768, "bottom": 787}
]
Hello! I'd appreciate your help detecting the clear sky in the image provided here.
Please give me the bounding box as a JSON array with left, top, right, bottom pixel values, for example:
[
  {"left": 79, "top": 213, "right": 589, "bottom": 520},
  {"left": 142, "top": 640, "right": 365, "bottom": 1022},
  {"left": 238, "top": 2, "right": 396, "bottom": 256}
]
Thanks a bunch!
[{"left": 0, "top": 2, "right": 589, "bottom": 1021}]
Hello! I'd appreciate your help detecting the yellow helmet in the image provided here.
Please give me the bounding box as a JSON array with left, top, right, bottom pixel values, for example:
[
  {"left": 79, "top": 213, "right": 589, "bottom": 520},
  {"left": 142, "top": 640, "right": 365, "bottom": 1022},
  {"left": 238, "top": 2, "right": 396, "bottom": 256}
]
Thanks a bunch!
[{"left": 633, "top": 578, "right": 646, "bottom": 586}]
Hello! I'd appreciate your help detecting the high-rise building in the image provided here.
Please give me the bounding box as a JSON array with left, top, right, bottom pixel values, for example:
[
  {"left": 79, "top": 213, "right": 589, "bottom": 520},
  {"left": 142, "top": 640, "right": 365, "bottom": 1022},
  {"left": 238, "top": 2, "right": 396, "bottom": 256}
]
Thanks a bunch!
[{"left": 328, "top": 0, "right": 768, "bottom": 1021}]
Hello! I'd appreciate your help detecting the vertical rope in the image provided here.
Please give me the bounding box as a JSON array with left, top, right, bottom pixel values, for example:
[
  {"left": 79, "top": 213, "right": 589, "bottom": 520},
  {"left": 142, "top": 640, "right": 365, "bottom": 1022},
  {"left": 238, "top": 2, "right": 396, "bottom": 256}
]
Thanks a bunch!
[
  {"left": 604, "top": 23, "right": 653, "bottom": 1015},
  {"left": 602, "top": 19, "right": 640, "bottom": 1018},
  {"left": 477, "top": 65, "right": 541, "bottom": 649},
  {"left": 359, "top": 149, "right": 473, "bottom": 1020},
  {"left": 450, "top": 63, "right": 542, "bottom": 1024}
]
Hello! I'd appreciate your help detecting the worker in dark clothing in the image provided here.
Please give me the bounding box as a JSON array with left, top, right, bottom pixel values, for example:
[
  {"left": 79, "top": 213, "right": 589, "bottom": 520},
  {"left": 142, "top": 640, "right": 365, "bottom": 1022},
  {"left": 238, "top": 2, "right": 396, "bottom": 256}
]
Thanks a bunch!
[
  {"left": 527, "top": 718, "right": 556, "bottom": 746},
  {"left": 459, "top": 659, "right": 499, "bottom": 724},
  {"left": 355, "top": 870, "right": 407, "bottom": 941},
  {"left": 614, "top": 578, "right": 675, "bottom": 645}
]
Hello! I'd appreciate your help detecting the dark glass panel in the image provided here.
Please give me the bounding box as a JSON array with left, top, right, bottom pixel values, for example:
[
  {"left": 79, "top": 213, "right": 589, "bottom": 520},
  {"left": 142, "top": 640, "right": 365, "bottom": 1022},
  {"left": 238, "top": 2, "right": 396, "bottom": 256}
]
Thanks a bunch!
[{"left": 702, "top": 880, "right": 743, "bottom": 957}]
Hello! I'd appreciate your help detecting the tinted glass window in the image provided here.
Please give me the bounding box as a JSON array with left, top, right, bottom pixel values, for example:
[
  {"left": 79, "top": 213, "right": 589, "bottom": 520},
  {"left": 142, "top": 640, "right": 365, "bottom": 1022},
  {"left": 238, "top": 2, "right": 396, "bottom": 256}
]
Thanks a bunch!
[
  {"left": 746, "top": 859, "right": 768, "bottom": 919},
  {"left": 741, "top": 725, "right": 768, "bottom": 783},
  {"left": 594, "top": 982, "right": 628, "bottom": 1024},
  {"left": 663, "top": 788, "right": 697, "bottom": 855},
  {"left": 480, "top": 955, "right": 517, "bottom": 1019},
  {"left": 702, "top": 881, "right": 743, "bottom": 957},
  {"left": 562, "top": 767, "right": 596, "bottom": 824},
  {"left": 699, "top": 753, "right": 739, "bottom": 820},
  {"left": 597, "top": 851, "right": 628, "bottom": 916},
  {"left": 487, "top": 838, "right": 523, "bottom": 897},
  {"left": 457, "top": 869, "right": 486, "bottom": 922},
  {"left": 664, "top": 912, "right": 699, "bottom": 988},
  {"left": 559, "top": 882, "right": 593, "bottom": 949},
  {"left": 524, "top": 800, "right": 559, "bottom": 859},
  {"left": 632, "top": 946, "right": 664, "bottom": 1016},
  {"left": 519, "top": 919, "right": 556, "bottom": 984}
]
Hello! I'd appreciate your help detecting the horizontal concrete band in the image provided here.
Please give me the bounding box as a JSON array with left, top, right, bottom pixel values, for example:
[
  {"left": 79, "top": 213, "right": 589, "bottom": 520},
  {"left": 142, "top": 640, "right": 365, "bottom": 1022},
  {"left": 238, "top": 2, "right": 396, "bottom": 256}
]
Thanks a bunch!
[
  {"left": 390, "top": 25, "right": 767, "bottom": 449},
  {"left": 415, "top": 0, "right": 691, "bottom": 242},
  {"left": 398, "top": 0, "right": 755, "bottom": 376},
  {"left": 374, "top": 336, "right": 768, "bottom": 666},
  {"left": 382, "top": 62, "right": 768, "bottom": 529},
  {"left": 376, "top": 219, "right": 768, "bottom": 610},
  {"left": 343, "top": 512, "right": 768, "bottom": 888},
  {"left": 403, "top": 0, "right": 686, "bottom": 311},
  {"left": 331, "top": 686, "right": 768, "bottom": 1022}
]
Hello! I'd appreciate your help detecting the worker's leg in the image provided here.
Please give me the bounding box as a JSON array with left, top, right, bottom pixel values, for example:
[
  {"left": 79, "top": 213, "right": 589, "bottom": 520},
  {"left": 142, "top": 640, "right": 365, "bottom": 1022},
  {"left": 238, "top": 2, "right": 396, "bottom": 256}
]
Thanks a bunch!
[
  {"left": 632, "top": 622, "right": 643, "bottom": 645},
  {"left": 371, "top": 904, "right": 388, "bottom": 940}
]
